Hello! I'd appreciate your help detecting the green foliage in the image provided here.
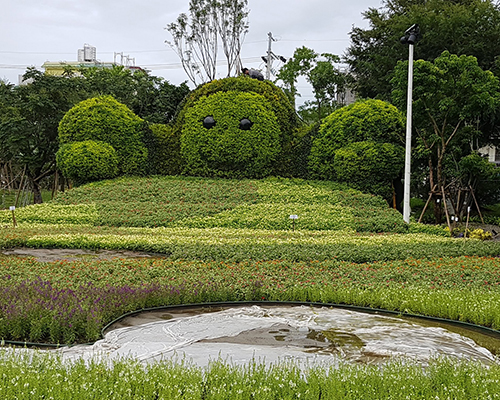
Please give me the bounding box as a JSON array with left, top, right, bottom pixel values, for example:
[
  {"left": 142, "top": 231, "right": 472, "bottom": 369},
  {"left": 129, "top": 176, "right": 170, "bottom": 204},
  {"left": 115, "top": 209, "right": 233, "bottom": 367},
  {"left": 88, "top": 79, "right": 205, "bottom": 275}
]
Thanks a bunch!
[
  {"left": 1, "top": 352, "right": 500, "bottom": 399},
  {"left": 146, "top": 124, "right": 183, "bottom": 175},
  {"left": 334, "top": 141, "right": 404, "bottom": 200},
  {"left": 392, "top": 52, "right": 499, "bottom": 221},
  {"left": 0, "top": 69, "right": 89, "bottom": 203},
  {"left": 58, "top": 95, "right": 148, "bottom": 176},
  {"left": 276, "top": 46, "right": 347, "bottom": 122},
  {"left": 45, "top": 176, "right": 407, "bottom": 233},
  {"left": 56, "top": 141, "right": 119, "bottom": 185},
  {"left": 174, "top": 77, "right": 302, "bottom": 176},
  {"left": 80, "top": 66, "right": 190, "bottom": 124},
  {"left": 181, "top": 91, "right": 281, "bottom": 178},
  {"left": 347, "top": 0, "right": 500, "bottom": 100},
  {"left": 457, "top": 153, "right": 500, "bottom": 205},
  {"left": 309, "top": 99, "right": 405, "bottom": 180}
]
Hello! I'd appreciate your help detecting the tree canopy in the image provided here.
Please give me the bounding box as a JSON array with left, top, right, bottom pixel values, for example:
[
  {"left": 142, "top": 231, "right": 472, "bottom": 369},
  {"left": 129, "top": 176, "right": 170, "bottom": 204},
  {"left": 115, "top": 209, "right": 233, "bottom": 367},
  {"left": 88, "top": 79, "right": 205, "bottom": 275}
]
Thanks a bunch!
[
  {"left": 392, "top": 51, "right": 500, "bottom": 220},
  {"left": 347, "top": 0, "right": 500, "bottom": 100},
  {"left": 166, "top": 0, "right": 249, "bottom": 85},
  {"left": 276, "top": 46, "right": 347, "bottom": 122}
]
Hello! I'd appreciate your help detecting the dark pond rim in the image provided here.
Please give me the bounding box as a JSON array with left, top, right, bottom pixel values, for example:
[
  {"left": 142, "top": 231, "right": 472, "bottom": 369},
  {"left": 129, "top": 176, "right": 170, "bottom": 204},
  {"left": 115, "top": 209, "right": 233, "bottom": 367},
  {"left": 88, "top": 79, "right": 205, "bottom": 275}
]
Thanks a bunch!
[{"left": 2, "top": 301, "right": 500, "bottom": 350}]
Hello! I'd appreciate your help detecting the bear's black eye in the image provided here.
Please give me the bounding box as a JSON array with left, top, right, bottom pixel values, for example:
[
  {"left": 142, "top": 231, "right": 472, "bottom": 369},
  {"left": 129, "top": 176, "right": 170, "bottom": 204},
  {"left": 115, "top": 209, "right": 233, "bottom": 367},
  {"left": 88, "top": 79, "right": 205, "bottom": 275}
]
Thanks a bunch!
[
  {"left": 203, "top": 116, "right": 216, "bottom": 129},
  {"left": 239, "top": 118, "right": 253, "bottom": 130}
]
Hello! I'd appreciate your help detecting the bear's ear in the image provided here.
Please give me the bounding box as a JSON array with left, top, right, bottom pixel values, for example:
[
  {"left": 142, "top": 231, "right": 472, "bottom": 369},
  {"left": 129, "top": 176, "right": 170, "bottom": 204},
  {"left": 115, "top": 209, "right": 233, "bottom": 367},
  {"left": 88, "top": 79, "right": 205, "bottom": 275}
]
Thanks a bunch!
[
  {"left": 239, "top": 118, "right": 253, "bottom": 130},
  {"left": 203, "top": 116, "right": 216, "bottom": 129}
]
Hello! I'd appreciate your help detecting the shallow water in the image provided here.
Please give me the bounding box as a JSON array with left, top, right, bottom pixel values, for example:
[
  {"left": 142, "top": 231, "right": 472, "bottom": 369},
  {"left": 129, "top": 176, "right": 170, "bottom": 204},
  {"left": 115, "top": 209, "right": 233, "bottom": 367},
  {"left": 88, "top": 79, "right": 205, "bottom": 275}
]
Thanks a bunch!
[{"left": 58, "top": 305, "right": 498, "bottom": 367}]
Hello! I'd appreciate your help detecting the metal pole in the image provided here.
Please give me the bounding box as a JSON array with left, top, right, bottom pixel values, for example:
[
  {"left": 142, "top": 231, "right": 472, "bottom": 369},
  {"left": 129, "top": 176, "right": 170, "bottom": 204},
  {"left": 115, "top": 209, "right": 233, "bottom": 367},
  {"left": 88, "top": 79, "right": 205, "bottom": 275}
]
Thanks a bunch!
[
  {"left": 266, "top": 32, "right": 273, "bottom": 80},
  {"left": 403, "top": 43, "right": 414, "bottom": 224}
]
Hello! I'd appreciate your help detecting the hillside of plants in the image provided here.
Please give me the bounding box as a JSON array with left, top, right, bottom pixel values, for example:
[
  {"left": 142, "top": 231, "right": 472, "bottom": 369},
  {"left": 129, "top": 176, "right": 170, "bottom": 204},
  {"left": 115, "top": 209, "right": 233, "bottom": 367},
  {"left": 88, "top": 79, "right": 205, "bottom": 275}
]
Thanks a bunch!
[{"left": 1, "top": 174, "right": 500, "bottom": 397}]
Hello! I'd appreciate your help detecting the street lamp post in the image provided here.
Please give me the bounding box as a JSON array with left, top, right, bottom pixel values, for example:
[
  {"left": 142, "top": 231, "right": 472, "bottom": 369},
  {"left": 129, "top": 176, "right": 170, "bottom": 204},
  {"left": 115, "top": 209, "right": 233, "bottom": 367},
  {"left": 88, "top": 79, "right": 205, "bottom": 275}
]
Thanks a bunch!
[{"left": 400, "top": 24, "right": 420, "bottom": 224}]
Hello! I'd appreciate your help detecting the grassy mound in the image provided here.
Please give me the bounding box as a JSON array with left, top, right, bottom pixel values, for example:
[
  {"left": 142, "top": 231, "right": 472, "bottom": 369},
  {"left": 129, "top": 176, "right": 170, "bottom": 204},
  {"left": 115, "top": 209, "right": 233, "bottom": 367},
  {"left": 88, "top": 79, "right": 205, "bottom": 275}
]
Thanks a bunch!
[{"left": 7, "top": 176, "right": 410, "bottom": 233}]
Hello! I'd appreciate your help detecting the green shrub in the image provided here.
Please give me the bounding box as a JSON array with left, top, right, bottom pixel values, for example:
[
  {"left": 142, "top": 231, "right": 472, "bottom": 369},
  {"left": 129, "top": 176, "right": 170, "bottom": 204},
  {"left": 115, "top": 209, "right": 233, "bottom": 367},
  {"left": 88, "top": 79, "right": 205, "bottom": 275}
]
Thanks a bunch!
[
  {"left": 180, "top": 91, "right": 281, "bottom": 178},
  {"left": 56, "top": 141, "right": 119, "bottom": 185},
  {"left": 58, "top": 95, "right": 147, "bottom": 175},
  {"left": 174, "top": 77, "right": 303, "bottom": 177},
  {"left": 309, "top": 99, "right": 405, "bottom": 180},
  {"left": 175, "top": 77, "right": 300, "bottom": 139},
  {"left": 148, "top": 123, "right": 183, "bottom": 175},
  {"left": 333, "top": 141, "right": 404, "bottom": 200}
]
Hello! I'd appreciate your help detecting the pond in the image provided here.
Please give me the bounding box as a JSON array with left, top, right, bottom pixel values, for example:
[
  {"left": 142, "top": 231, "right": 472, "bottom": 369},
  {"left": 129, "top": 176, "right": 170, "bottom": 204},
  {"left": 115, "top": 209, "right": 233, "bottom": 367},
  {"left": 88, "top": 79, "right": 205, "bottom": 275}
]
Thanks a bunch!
[{"left": 57, "top": 305, "right": 499, "bottom": 368}]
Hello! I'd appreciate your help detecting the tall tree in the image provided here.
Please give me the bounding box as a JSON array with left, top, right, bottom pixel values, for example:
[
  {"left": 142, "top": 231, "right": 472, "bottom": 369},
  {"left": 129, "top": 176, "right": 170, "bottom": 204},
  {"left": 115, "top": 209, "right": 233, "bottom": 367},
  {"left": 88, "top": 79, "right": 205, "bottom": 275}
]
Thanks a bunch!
[
  {"left": 276, "top": 46, "right": 347, "bottom": 121},
  {"left": 166, "top": 0, "right": 249, "bottom": 85},
  {"left": 392, "top": 51, "right": 500, "bottom": 221},
  {"left": 347, "top": 0, "right": 500, "bottom": 100},
  {"left": 80, "top": 66, "right": 190, "bottom": 124}
]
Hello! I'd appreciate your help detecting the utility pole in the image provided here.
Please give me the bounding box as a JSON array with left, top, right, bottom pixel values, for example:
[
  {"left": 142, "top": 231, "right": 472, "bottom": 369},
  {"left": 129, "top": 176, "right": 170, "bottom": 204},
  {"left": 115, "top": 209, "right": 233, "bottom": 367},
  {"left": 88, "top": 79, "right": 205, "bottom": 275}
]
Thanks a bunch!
[{"left": 266, "top": 32, "right": 275, "bottom": 80}]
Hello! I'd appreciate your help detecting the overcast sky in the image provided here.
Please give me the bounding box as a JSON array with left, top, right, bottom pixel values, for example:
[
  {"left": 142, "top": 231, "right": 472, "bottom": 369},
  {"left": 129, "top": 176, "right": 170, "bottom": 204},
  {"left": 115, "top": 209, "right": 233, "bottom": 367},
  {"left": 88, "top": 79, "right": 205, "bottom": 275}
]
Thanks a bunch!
[{"left": 1, "top": 0, "right": 383, "bottom": 102}]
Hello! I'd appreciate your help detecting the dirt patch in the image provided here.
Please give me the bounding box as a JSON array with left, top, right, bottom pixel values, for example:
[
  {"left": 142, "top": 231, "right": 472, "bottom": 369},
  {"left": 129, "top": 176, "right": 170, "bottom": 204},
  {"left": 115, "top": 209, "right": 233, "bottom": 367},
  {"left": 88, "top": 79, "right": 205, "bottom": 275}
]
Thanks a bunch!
[{"left": 0, "top": 248, "right": 163, "bottom": 263}]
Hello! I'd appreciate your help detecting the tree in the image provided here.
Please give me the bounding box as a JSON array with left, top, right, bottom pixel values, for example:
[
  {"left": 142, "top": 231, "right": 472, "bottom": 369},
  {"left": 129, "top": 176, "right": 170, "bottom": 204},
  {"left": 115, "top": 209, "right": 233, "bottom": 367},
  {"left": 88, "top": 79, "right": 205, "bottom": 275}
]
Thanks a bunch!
[
  {"left": 392, "top": 51, "right": 500, "bottom": 221},
  {"left": 166, "top": 0, "right": 249, "bottom": 85},
  {"left": 276, "top": 46, "right": 347, "bottom": 121},
  {"left": 347, "top": 0, "right": 500, "bottom": 100},
  {"left": 0, "top": 68, "right": 87, "bottom": 203},
  {"left": 80, "top": 66, "right": 190, "bottom": 124}
]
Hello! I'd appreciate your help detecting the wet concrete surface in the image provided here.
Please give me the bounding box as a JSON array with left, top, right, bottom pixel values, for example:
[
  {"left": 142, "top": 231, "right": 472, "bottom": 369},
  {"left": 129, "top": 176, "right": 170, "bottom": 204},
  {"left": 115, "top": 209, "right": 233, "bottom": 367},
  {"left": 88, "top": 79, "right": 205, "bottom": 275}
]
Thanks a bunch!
[{"left": 0, "top": 248, "right": 161, "bottom": 262}]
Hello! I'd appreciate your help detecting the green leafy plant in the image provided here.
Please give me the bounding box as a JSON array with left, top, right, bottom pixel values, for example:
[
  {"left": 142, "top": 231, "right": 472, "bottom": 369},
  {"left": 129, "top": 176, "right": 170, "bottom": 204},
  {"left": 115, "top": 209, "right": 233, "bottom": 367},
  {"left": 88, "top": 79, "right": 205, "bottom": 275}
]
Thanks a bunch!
[
  {"left": 58, "top": 95, "right": 148, "bottom": 176},
  {"left": 181, "top": 91, "right": 281, "bottom": 178},
  {"left": 56, "top": 140, "right": 119, "bottom": 185},
  {"left": 333, "top": 141, "right": 404, "bottom": 200},
  {"left": 173, "top": 77, "right": 303, "bottom": 177},
  {"left": 147, "top": 123, "right": 183, "bottom": 176},
  {"left": 309, "top": 99, "right": 405, "bottom": 180}
]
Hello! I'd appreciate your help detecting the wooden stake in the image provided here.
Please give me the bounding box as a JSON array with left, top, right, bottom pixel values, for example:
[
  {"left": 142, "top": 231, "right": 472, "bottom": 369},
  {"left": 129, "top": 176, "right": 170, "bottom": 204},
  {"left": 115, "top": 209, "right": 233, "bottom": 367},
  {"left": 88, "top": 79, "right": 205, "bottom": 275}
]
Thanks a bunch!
[
  {"left": 469, "top": 185, "right": 484, "bottom": 224},
  {"left": 418, "top": 184, "right": 437, "bottom": 223},
  {"left": 441, "top": 186, "right": 452, "bottom": 232},
  {"left": 14, "top": 165, "right": 26, "bottom": 208}
]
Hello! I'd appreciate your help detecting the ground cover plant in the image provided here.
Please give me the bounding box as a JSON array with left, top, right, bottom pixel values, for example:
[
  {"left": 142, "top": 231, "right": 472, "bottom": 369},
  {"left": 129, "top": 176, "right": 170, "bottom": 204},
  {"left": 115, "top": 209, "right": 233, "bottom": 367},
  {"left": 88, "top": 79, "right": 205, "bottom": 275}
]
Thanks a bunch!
[
  {"left": 1, "top": 351, "right": 499, "bottom": 399},
  {"left": 4, "top": 176, "right": 415, "bottom": 233}
]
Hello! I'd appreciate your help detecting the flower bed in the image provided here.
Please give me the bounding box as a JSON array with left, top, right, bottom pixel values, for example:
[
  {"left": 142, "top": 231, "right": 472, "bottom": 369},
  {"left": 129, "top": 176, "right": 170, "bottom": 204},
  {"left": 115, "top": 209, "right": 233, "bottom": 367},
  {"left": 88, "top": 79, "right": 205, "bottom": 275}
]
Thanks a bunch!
[{"left": 1, "top": 256, "right": 500, "bottom": 344}]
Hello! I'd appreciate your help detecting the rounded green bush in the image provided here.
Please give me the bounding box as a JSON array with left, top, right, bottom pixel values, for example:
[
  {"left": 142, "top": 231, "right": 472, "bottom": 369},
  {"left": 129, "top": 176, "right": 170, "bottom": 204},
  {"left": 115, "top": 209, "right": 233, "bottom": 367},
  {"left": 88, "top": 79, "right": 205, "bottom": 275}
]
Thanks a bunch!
[
  {"left": 58, "top": 95, "right": 147, "bottom": 175},
  {"left": 181, "top": 91, "right": 281, "bottom": 178},
  {"left": 175, "top": 76, "right": 300, "bottom": 138},
  {"left": 309, "top": 99, "right": 405, "bottom": 180},
  {"left": 173, "top": 77, "right": 303, "bottom": 177},
  {"left": 333, "top": 141, "right": 404, "bottom": 199},
  {"left": 56, "top": 140, "right": 119, "bottom": 185}
]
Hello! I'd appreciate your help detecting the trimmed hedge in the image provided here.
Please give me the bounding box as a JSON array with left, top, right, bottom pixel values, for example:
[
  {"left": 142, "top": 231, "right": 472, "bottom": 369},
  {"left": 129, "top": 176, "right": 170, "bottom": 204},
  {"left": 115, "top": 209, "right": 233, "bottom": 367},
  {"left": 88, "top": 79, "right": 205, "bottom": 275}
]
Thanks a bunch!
[
  {"left": 309, "top": 99, "right": 405, "bottom": 180},
  {"left": 180, "top": 91, "right": 281, "bottom": 178},
  {"left": 147, "top": 123, "right": 183, "bottom": 176},
  {"left": 334, "top": 141, "right": 404, "bottom": 199},
  {"left": 56, "top": 141, "right": 119, "bottom": 185},
  {"left": 58, "top": 95, "right": 148, "bottom": 175},
  {"left": 173, "top": 77, "right": 303, "bottom": 177}
]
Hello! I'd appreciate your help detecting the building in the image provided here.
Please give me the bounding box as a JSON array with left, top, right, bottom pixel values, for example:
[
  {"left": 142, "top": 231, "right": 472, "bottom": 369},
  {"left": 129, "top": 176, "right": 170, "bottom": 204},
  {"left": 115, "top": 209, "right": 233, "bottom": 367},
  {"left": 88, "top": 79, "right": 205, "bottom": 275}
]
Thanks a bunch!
[
  {"left": 41, "top": 44, "right": 146, "bottom": 77},
  {"left": 478, "top": 145, "right": 500, "bottom": 166}
]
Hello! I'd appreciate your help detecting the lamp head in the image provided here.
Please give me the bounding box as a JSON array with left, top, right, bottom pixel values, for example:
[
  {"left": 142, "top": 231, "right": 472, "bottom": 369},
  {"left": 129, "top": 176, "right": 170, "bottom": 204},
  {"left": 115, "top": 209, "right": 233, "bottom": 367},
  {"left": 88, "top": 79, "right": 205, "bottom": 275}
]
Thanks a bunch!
[{"left": 401, "top": 24, "right": 420, "bottom": 46}]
